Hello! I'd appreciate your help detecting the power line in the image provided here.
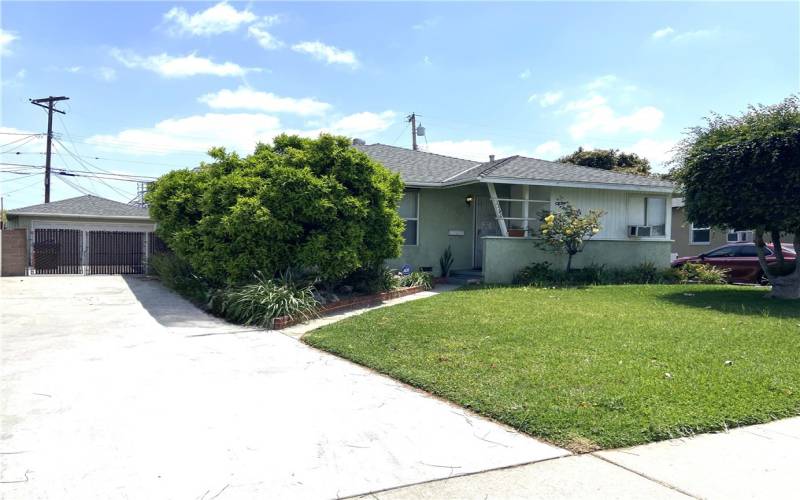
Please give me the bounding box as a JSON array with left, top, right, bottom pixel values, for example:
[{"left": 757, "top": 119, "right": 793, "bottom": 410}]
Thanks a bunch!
[{"left": 2, "top": 176, "right": 45, "bottom": 196}]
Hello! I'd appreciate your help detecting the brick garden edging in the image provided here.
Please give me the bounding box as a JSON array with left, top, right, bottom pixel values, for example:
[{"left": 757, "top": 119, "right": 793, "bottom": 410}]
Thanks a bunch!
[{"left": 272, "top": 285, "right": 430, "bottom": 330}]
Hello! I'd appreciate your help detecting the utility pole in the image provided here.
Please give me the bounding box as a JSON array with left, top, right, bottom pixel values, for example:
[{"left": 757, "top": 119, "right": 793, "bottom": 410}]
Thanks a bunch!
[
  {"left": 30, "top": 96, "right": 69, "bottom": 203},
  {"left": 407, "top": 112, "right": 418, "bottom": 151}
]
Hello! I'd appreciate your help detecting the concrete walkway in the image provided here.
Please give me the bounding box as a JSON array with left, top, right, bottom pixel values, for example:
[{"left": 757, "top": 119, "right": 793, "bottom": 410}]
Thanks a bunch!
[
  {"left": 0, "top": 276, "right": 565, "bottom": 500},
  {"left": 359, "top": 415, "right": 800, "bottom": 500}
]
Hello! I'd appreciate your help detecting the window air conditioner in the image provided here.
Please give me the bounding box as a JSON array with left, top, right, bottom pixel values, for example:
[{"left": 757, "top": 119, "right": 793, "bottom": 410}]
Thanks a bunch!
[{"left": 629, "top": 225, "right": 652, "bottom": 237}]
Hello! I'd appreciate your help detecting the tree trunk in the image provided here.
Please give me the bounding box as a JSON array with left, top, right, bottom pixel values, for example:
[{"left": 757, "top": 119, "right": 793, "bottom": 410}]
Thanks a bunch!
[
  {"left": 764, "top": 227, "right": 800, "bottom": 299},
  {"left": 754, "top": 229, "right": 773, "bottom": 279},
  {"left": 771, "top": 230, "right": 785, "bottom": 266},
  {"left": 566, "top": 252, "right": 574, "bottom": 273}
]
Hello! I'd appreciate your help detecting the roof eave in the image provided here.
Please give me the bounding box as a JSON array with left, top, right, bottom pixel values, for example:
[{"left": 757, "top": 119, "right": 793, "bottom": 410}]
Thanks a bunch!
[
  {"left": 6, "top": 212, "right": 152, "bottom": 220},
  {"left": 477, "top": 176, "right": 675, "bottom": 193}
]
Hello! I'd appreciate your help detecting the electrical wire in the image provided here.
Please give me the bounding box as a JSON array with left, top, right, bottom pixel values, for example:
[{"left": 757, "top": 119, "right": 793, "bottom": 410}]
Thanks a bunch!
[{"left": 2, "top": 176, "right": 44, "bottom": 195}]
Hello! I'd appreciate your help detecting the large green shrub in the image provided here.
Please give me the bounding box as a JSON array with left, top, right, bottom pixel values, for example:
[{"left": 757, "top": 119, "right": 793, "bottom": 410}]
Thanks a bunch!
[
  {"left": 149, "top": 253, "right": 213, "bottom": 305},
  {"left": 146, "top": 134, "right": 405, "bottom": 286}
]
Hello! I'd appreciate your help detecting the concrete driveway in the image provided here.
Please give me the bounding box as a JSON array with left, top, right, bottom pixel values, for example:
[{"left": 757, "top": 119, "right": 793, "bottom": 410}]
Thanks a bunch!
[{"left": 0, "top": 276, "right": 566, "bottom": 499}]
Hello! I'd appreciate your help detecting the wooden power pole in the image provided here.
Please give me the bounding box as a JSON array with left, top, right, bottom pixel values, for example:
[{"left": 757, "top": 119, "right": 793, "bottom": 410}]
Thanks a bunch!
[
  {"left": 407, "top": 112, "right": 418, "bottom": 151},
  {"left": 30, "top": 96, "right": 69, "bottom": 203}
]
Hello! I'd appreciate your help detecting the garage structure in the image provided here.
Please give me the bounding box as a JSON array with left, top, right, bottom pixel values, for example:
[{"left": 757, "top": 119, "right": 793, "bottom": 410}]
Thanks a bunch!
[{"left": 4, "top": 195, "right": 163, "bottom": 275}]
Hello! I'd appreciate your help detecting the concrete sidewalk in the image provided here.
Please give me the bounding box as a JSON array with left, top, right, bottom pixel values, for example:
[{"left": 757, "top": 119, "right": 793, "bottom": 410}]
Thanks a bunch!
[{"left": 358, "top": 416, "right": 800, "bottom": 499}]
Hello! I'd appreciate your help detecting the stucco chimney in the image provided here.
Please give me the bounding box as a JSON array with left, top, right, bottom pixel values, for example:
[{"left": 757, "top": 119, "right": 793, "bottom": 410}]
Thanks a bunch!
[{"left": 489, "top": 154, "right": 495, "bottom": 162}]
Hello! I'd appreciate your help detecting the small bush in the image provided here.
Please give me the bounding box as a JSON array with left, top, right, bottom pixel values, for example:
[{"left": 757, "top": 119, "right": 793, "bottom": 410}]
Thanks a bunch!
[
  {"left": 213, "top": 272, "right": 319, "bottom": 328},
  {"left": 396, "top": 271, "right": 433, "bottom": 290},
  {"left": 513, "top": 262, "right": 555, "bottom": 285},
  {"left": 149, "top": 253, "right": 213, "bottom": 305},
  {"left": 339, "top": 264, "right": 397, "bottom": 294},
  {"left": 672, "top": 262, "right": 729, "bottom": 284},
  {"left": 439, "top": 246, "right": 454, "bottom": 278}
]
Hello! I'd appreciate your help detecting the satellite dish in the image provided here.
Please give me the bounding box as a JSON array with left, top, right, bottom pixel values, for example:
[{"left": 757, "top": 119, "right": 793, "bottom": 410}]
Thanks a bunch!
[{"left": 416, "top": 123, "right": 426, "bottom": 136}]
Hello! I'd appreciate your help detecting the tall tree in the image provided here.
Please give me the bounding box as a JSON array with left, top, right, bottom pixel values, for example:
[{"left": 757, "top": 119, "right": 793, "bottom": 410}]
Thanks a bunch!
[
  {"left": 671, "top": 95, "right": 800, "bottom": 299},
  {"left": 558, "top": 147, "right": 651, "bottom": 175}
]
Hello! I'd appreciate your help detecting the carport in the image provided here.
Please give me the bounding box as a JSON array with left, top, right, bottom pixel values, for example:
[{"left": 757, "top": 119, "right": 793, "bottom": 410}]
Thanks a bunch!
[{"left": 4, "top": 195, "right": 162, "bottom": 275}]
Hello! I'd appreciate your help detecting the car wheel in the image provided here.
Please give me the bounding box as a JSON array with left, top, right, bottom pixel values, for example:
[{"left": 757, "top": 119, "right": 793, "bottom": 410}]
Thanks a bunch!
[{"left": 755, "top": 271, "right": 770, "bottom": 286}]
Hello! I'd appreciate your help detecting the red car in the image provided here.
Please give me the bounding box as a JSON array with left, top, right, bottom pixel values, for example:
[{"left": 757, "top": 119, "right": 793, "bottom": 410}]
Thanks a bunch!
[{"left": 672, "top": 243, "right": 796, "bottom": 284}]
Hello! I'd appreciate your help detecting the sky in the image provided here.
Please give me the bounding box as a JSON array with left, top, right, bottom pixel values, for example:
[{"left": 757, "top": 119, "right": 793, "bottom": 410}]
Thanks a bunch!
[{"left": 1, "top": 1, "right": 798, "bottom": 209}]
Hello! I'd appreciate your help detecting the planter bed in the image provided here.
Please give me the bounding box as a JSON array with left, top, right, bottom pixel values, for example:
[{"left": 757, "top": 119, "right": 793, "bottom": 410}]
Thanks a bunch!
[{"left": 272, "top": 285, "right": 430, "bottom": 329}]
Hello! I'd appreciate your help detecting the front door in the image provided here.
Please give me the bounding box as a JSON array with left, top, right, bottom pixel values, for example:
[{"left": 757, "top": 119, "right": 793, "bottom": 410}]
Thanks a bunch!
[{"left": 473, "top": 196, "right": 501, "bottom": 269}]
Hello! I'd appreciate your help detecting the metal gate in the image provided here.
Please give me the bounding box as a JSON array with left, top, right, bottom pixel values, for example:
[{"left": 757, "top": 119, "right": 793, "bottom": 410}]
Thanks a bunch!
[
  {"left": 87, "top": 231, "right": 145, "bottom": 275},
  {"left": 33, "top": 229, "right": 83, "bottom": 274}
]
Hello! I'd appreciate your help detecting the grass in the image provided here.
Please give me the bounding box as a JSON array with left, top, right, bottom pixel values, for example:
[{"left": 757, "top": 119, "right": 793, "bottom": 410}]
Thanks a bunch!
[{"left": 304, "top": 284, "right": 800, "bottom": 451}]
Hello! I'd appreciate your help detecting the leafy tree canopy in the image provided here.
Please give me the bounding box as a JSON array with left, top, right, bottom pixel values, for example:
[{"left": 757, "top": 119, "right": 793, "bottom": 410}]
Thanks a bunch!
[
  {"left": 146, "top": 134, "right": 405, "bottom": 285},
  {"left": 671, "top": 95, "right": 800, "bottom": 298},
  {"left": 671, "top": 95, "right": 800, "bottom": 233},
  {"left": 558, "top": 147, "right": 651, "bottom": 175}
]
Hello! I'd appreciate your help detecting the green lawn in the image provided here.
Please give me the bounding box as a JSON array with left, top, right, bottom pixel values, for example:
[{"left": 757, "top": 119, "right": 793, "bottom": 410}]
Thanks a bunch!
[{"left": 304, "top": 285, "right": 800, "bottom": 451}]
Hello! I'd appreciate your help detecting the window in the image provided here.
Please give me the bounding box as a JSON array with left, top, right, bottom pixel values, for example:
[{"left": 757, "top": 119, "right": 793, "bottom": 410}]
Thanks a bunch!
[
  {"left": 737, "top": 245, "right": 771, "bottom": 257},
  {"left": 705, "top": 245, "right": 738, "bottom": 258},
  {"left": 398, "top": 190, "right": 419, "bottom": 245},
  {"left": 690, "top": 223, "right": 711, "bottom": 244},
  {"left": 644, "top": 197, "right": 666, "bottom": 236}
]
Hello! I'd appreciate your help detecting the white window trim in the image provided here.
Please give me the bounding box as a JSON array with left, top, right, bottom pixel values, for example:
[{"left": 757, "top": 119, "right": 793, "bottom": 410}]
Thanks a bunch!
[
  {"left": 626, "top": 194, "right": 669, "bottom": 240},
  {"left": 401, "top": 190, "right": 420, "bottom": 247},
  {"left": 690, "top": 223, "right": 711, "bottom": 245}
]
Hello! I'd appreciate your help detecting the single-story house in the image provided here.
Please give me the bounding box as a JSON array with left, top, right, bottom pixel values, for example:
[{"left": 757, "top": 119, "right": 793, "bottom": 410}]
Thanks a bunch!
[
  {"left": 671, "top": 197, "right": 793, "bottom": 259},
  {"left": 357, "top": 143, "right": 676, "bottom": 283},
  {"left": 5, "top": 195, "right": 157, "bottom": 275}
]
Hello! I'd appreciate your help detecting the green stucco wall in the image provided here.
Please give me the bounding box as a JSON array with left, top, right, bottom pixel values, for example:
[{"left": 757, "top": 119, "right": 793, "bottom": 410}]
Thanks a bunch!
[
  {"left": 482, "top": 237, "right": 673, "bottom": 284},
  {"left": 386, "top": 184, "right": 487, "bottom": 275}
]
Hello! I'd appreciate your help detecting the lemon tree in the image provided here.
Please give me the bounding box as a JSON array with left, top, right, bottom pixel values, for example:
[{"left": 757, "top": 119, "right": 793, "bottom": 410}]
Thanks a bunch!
[{"left": 539, "top": 200, "right": 604, "bottom": 272}]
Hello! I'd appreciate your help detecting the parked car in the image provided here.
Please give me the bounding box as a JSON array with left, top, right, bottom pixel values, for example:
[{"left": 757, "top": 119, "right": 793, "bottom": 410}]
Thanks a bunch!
[{"left": 671, "top": 243, "right": 796, "bottom": 284}]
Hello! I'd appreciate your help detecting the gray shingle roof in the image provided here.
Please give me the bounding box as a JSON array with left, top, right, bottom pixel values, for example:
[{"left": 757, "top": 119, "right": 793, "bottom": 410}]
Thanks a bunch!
[
  {"left": 7, "top": 195, "right": 150, "bottom": 219},
  {"left": 357, "top": 143, "right": 674, "bottom": 190},
  {"left": 475, "top": 156, "right": 675, "bottom": 189},
  {"left": 355, "top": 143, "right": 480, "bottom": 185}
]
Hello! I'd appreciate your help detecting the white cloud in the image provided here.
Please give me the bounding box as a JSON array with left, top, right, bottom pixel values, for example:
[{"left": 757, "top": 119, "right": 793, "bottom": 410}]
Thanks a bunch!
[
  {"left": 625, "top": 138, "right": 677, "bottom": 172},
  {"left": 248, "top": 25, "right": 282, "bottom": 50},
  {"left": 529, "top": 91, "right": 564, "bottom": 107},
  {"left": 425, "top": 140, "right": 531, "bottom": 162},
  {"left": 111, "top": 49, "right": 255, "bottom": 78},
  {"left": 85, "top": 109, "right": 397, "bottom": 156},
  {"left": 328, "top": 111, "right": 396, "bottom": 136},
  {"left": 95, "top": 67, "right": 117, "bottom": 82},
  {"left": 651, "top": 27, "right": 674, "bottom": 39},
  {"left": 164, "top": 1, "right": 257, "bottom": 36},
  {"left": 292, "top": 41, "right": 359, "bottom": 67},
  {"left": 519, "top": 69, "right": 531, "bottom": 80},
  {"left": 534, "top": 140, "right": 562, "bottom": 159},
  {"left": 412, "top": 18, "right": 440, "bottom": 31},
  {"left": 198, "top": 87, "right": 331, "bottom": 116},
  {"left": 672, "top": 27, "right": 720, "bottom": 43},
  {"left": 564, "top": 95, "right": 664, "bottom": 139},
  {"left": 651, "top": 26, "right": 720, "bottom": 44},
  {"left": 585, "top": 74, "right": 618, "bottom": 90},
  {"left": 87, "top": 113, "right": 284, "bottom": 155},
  {"left": 65, "top": 65, "right": 82, "bottom": 73},
  {"left": 423, "top": 55, "right": 432, "bottom": 66},
  {"left": 0, "top": 29, "right": 18, "bottom": 55}
]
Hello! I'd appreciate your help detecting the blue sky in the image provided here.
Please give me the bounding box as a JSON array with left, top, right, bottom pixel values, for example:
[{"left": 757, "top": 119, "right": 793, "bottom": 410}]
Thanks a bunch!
[{"left": 2, "top": 1, "right": 798, "bottom": 209}]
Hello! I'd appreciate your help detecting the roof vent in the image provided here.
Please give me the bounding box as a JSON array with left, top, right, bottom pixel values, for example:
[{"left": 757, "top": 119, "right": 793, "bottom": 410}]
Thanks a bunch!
[
  {"left": 352, "top": 138, "right": 366, "bottom": 146},
  {"left": 489, "top": 154, "right": 495, "bottom": 162}
]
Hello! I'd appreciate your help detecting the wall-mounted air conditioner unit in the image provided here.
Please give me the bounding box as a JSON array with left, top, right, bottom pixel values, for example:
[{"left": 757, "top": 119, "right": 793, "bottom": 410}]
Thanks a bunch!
[{"left": 629, "top": 225, "right": 652, "bottom": 237}]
